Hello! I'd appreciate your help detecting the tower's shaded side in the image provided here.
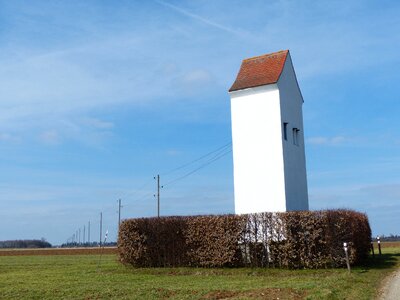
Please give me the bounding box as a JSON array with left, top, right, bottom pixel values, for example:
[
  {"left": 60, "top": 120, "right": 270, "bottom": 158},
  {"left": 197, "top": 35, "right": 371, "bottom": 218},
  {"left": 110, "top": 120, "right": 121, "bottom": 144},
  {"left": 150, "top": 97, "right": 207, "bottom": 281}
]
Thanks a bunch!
[{"left": 229, "top": 50, "right": 309, "bottom": 214}]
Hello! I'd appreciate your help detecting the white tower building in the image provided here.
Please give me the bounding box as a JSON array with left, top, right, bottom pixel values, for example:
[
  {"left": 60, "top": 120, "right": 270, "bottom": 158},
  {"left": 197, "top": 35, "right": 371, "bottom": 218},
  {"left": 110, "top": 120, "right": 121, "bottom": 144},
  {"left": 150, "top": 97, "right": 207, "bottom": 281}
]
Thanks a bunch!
[{"left": 229, "top": 50, "right": 309, "bottom": 214}]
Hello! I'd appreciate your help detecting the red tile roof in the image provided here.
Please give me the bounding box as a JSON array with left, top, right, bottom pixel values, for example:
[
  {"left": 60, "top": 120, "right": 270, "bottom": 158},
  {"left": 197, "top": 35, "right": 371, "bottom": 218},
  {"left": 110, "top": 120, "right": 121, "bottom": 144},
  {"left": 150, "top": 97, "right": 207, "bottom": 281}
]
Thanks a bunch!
[{"left": 229, "top": 50, "right": 289, "bottom": 92}]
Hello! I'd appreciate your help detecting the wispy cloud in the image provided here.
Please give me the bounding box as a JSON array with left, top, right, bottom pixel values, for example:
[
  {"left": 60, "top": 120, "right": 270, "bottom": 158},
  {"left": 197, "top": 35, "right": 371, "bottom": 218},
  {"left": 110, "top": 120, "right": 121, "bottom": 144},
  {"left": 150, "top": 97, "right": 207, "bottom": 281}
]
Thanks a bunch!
[
  {"left": 310, "top": 182, "right": 400, "bottom": 215},
  {"left": 173, "top": 69, "right": 215, "bottom": 93},
  {"left": 309, "top": 182, "right": 400, "bottom": 235},
  {"left": 82, "top": 117, "right": 114, "bottom": 130},
  {"left": 0, "top": 22, "right": 223, "bottom": 136},
  {"left": 0, "top": 133, "right": 20, "bottom": 143},
  {"left": 39, "top": 130, "right": 60, "bottom": 145},
  {"left": 307, "top": 136, "right": 346, "bottom": 146},
  {"left": 181, "top": 69, "right": 212, "bottom": 84},
  {"left": 155, "top": 0, "right": 246, "bottom": 37},
  {"left": 1, "top": 1, "right": 399, "bottom": 243}
]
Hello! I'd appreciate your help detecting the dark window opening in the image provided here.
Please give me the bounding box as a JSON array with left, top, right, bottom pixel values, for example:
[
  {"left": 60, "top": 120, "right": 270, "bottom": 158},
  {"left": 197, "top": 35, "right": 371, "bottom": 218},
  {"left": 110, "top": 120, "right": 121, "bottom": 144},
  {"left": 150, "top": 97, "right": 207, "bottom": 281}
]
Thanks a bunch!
[
  {"left": 283, "top": 122, "right": 288, "bottom": 140},
  {"left": 293, "top": 128, "right": 300, "bottom": 146}
]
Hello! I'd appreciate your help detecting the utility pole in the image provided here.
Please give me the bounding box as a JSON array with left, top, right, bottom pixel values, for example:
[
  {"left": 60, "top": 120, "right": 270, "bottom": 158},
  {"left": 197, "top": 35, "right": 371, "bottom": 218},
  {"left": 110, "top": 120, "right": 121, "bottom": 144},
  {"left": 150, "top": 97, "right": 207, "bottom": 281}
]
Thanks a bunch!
[
  {"left": 88, "top": 221, "right": 90, "bottom": 244},
  {"left": 118, "top": 199, "right": 122, "bottom": 232},
  {"left": 155, "top": 174, "right": 160, "bottom": 217},
  {"left": 99, "top": 212, "right": 102, "bottom": 247}
]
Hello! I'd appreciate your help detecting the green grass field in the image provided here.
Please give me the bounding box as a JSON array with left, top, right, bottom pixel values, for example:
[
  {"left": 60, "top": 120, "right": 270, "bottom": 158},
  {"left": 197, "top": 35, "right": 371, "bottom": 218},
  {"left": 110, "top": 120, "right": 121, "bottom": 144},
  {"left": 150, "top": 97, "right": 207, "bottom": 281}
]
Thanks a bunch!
[{"left": 0, "top": 243, "right": 399, "bottom": 299}]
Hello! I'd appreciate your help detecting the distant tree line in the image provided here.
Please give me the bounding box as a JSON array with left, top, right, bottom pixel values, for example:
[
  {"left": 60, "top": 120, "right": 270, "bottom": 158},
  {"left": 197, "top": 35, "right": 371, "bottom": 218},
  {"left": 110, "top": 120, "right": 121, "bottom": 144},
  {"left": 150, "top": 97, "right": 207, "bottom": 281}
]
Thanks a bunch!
[
  {"left": 0, "top": 239, "right": 52, "bottom": 248},
  {"left": 60, "top": 241, "right": 117, "bottom": 248},
  {"left": 374, "top": 234, "right": 400, "bottom": 242}
]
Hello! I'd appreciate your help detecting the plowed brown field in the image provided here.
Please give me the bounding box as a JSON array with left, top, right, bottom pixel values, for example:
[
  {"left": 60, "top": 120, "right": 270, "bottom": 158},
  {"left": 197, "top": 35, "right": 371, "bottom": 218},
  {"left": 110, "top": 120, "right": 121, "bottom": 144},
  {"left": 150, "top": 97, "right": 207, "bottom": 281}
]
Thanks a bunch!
[{"left": 0, "top": 247, "right": 118, "bottom": 256}]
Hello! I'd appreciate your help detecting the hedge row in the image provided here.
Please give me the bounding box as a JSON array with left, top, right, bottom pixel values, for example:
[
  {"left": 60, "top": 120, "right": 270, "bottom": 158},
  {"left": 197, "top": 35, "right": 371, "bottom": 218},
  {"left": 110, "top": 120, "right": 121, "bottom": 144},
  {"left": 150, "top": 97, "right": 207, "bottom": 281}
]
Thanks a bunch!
[{"left": 118, "top": 209, "right": 371, "bottom": 269}]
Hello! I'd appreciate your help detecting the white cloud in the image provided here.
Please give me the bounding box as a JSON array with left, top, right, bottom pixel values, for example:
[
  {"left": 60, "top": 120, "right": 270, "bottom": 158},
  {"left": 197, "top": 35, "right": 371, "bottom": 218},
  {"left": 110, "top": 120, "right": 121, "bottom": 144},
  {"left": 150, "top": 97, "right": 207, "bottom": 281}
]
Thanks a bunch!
[
  {"left": 0, "top": 133, "right": 20, "bottom": 143},
  {"left": 0, "top": 29, "right": 222, "bottom": 136},
  {"left": 307, "top": 136, "right": 346, "bottom": 146},
  {"left": 310, "top": 182, "right": 400, "bottom": 209},
  {"left": 309, "top": 182, "right": 400, "bottom": 235},
  {"left": 359, "top": 183, "right": 400, "bottom": 199},
  {"left": 174, "top": 69, "right": 214, "bottom": 92},
  {"left": 39, "top": 130, "right": 60, "bottom": 145},
  {"left": 232, "top": 1, "right": 400, "bottom": 80},
  {"left": 82, "top": 117, "right": 114, "bottom": 129},
  {"left": 0, "top": 0, "right": 398, "bottom": 138},
  {"left": 51, "top": 117, "right": 116, "bottom": 147},
  {"left": 181, "top": 69, "right": 212, "bottom": 84}
]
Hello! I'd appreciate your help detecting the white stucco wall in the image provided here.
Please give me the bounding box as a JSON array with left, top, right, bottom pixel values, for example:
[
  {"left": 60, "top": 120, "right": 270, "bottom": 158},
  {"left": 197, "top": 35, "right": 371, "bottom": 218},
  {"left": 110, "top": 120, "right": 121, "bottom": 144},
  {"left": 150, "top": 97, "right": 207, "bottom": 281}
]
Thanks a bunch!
[
  {"left": 229, "top": 52, "right": 309, "bottom": 214},
  {"left": 230, "top": 85, "right": 287, "bottom": 213},
  {"left": 277, "top": 53, "right": 309, "bottom": 211}
]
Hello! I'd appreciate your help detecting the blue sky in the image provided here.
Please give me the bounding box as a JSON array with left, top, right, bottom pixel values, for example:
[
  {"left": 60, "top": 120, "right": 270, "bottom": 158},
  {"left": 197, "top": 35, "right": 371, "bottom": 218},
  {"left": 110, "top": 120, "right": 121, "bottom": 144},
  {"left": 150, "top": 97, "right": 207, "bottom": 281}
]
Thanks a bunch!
[{"left": 0, "top": 0, "right": 399, "bottom": 245}]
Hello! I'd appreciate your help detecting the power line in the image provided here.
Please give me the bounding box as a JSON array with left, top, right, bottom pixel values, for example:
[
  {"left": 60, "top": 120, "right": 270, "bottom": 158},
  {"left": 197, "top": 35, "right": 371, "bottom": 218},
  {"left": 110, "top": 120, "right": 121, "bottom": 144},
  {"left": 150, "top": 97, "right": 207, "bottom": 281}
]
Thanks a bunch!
[
  {"left": 123, "top": 142, "right": 232, "bottom": 204},
  {"left": 161, "top": 142, "right": 232, "bottom": 176},
  {"left": 133, "top": 191, "right": 155, "bottom": 203},
  {"left": 112, "top": 141, "right": 233, "bottom": 220},
  {"left": 99, "top": 212, "right": 102, "bottom": 247},
  {"left": 163, "top": 148, "right": 232, "bottom": 188},
  {"left": 124, "top": 178, "right": 154, "bottom": 199}
]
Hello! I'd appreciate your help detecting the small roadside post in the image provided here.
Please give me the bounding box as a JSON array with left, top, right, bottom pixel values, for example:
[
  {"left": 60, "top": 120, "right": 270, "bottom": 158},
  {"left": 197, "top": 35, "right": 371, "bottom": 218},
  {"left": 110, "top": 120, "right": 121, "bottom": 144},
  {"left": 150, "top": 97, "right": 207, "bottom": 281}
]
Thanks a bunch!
[
  {"left": 343, "top": 242, "right": 351, "bottom": 273},
  {"left": 377, "top": 236, "right": 382, "bottom": 256},
  {"left": 371, "top": 241, "right": 375, "bottom": 258}
]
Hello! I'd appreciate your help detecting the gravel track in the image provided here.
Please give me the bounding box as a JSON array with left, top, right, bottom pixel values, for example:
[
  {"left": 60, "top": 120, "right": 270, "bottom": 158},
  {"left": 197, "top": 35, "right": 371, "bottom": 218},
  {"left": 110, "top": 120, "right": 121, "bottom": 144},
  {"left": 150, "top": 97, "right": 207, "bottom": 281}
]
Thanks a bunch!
[{"left": 381, "top": 268, "right": 400, "bottom": 300}]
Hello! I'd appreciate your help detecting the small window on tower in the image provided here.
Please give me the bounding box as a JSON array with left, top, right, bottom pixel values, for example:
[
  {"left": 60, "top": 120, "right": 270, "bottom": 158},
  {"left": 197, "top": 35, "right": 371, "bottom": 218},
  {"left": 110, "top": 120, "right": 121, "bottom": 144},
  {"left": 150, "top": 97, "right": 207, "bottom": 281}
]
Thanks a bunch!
[
  {"left": 293, "top": 128, "right": 300, "bottom": 146},
  {"left": 283, "top": 123, "right": 288, "bottom": 140}
]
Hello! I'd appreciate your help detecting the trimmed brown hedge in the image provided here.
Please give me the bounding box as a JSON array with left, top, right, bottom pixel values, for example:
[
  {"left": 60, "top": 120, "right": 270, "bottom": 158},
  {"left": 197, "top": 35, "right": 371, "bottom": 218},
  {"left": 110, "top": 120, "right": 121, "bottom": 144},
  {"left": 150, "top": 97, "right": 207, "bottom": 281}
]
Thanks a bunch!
[
  {"left": 118, "top": 209, "right": 371, "bottom": 269},
  {"left": 185, "top": 215, "right": 246, "bottom": 267},
  {"left": 117, "top": 216, "right": 188, "bottom": 267}
]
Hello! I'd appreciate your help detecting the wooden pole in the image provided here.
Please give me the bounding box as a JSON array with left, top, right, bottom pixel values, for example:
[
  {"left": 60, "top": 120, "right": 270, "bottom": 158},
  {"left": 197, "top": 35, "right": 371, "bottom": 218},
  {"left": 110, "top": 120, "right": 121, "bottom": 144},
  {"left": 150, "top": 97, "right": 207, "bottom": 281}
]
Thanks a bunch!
[
  {"left": 118, "top": 199, "right": 122, "bottom": 231},
  {"left": 100, "top": 212, "right": 102, "bottom": 247},
  {"left": 157, "top": 175, "right": 160, "bottom": 217}
]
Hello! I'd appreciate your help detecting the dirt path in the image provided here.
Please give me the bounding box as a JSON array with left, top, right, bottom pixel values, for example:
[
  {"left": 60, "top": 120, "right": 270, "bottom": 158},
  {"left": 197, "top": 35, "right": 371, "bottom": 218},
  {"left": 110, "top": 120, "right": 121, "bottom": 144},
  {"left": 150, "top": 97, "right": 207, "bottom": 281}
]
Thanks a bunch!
[{"left": 381, "top": 268, "right": 400, "bottom": 300}]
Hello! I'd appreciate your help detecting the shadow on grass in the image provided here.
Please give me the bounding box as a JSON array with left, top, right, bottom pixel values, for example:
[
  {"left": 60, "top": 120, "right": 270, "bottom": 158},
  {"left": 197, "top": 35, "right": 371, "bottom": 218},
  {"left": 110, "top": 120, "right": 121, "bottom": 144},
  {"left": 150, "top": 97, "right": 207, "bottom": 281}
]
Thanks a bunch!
[{"left": 359, "top": 253, "right": 400, "bottom": 270}]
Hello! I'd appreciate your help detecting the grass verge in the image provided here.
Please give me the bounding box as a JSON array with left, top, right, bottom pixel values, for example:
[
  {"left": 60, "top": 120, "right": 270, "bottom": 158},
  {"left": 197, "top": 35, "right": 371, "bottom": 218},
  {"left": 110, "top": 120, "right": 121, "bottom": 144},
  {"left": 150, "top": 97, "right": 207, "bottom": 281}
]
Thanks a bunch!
[{"left": 0, "top": 243, "right": 399, "bottom": 299}]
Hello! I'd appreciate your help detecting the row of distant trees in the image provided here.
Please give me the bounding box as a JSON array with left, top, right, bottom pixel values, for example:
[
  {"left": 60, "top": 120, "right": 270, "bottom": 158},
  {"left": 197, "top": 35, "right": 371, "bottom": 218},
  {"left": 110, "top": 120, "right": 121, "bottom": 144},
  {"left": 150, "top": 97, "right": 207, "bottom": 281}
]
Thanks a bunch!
[
  {"left": 374, "top": 234, "right": 400, "bottom": 242},
  {"left": 0, "top": 239, "right": 52, "bottom": 248},
  {"left": 60, "top": 242, "right": 117, "bottom": 248}
]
